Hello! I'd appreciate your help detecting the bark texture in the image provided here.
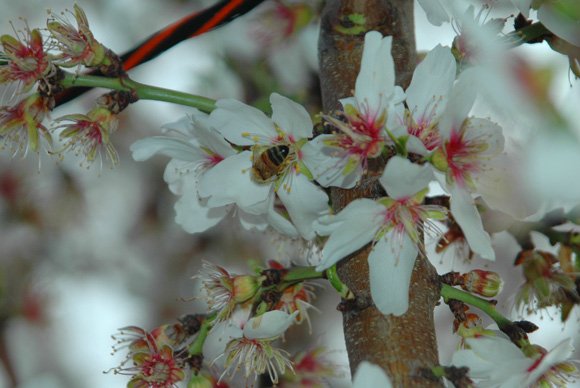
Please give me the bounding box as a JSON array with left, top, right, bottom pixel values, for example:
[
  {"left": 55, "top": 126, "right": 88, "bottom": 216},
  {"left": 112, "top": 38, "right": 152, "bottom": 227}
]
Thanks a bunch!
[{"left": 318, "top": 1, "right": 443, "bottom": 386}]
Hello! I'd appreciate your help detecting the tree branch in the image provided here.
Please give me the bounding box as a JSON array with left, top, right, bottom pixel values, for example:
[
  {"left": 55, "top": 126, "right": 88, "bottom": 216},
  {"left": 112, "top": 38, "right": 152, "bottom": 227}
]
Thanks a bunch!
[{"left": 318, "top": 1, "right": 443, "bottom": 386}]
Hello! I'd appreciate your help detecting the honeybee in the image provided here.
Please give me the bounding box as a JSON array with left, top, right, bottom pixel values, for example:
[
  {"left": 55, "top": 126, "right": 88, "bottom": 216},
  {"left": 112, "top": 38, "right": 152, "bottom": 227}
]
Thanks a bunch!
[
  {"left": 436, "top": 223, "right": 474, "bottom": 261},
  {"left": 435, "top": 225, "right": 464, "bottom": 254},
  {"left": 251, "top": 145, "right": 292, "bottom": 183}
]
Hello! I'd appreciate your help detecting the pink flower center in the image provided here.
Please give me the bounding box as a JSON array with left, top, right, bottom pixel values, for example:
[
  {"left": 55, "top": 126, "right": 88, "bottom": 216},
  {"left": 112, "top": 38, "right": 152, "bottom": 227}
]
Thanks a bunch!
[
  {"left": 339, "top": 112, "right": 384, "bottom": 159},
  {"left": 208, "top": 153, "right": 224, "bottom": 166},
  {"left": 294, "top": 351, "right": 323, "bottom": 374},
  {"left": 407, "top": 118, "right": 441, "bottom": 151},
  {"left": 444, "top": 127, "right": 480, "bottom": 188},
  {"left": 9, "top": 36, "right": 48, "bottom": 82}
]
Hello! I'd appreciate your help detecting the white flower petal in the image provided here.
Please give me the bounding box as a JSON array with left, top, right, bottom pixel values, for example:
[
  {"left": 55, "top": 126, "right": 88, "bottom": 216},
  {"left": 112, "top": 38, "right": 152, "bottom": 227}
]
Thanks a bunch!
[
  {"left": 538, "top": 3, "right": 580, "bottom": 47},
  {"left": 439, "top": 69, "right": 478, "bottom": 139},
  {"left": 452, "top": 336, "right": 533, "bottom": 387},
  {"left": 418, "top": 0, "right": 450, "bottom": 26},
  {"left": 406, "top": 45, "right": 456, "bottom": 124},
  {"left": 194, "top": 117, "right": 238, "bottom": 159},
  {"left": 526, "top": 338, "right": 574, "bottom": 385},
  {"left": 238, "top": 209, "right": 269, "bottom": 232},
  {"left": 524, "top": 132, "right": 580, "bottom": 202},
  {"left": 301, "top": 135, "right": 362, "bottom": 189},
  {"left": 450, "top": 186, "right": 495, "bottom": 260},
  {"left": 131, "top": 137, "right": 202, "bottom": 162},
  {"left": 211, "top": 99, "right": 276, "bottom": 145},
  {"left": 405, "top": 135, "right": 430, "bottom": 156},
  {"left": 462, "top": 118, "right": 504, "bottom": 158},
  {"left": 270, "top": 93, "right": 313, "bottom": 140},
  {"left": 265, "top": 194, "right": 300, "bottom": 238},
  {"left": 452, "top": 348, "right": 529, "bottom": 387},
  {"left": 355, "top": 32, "right": 395, "bottom": 115},
  {"left": 198, "top": 151, "right": 271, "bottom": 208},
  {"left": 369, "top": 232, "right": 418, "bottom": 316},
  {"left": 316, "top": 199, "right": 384, "bottom": 271},
  {"left": 277, "top": 172, "right": 329, "bottom": 240},
  {"left": 163, "top": 159, "right": 189, "bottom": 194},
  {"left": 465, "top": 336, "right": 528, "bottom": 364},
  {"left": 380, "top": 156, "right": 434, "bottom": 199},
  {"left": 175, "top": 194, "right": 229, "bottom": 234},
  {"left": 512, "top": 0, "right": 532, "bottom": 17},
  {"left": 243, "top": 310, "right": 298, "bottom": 340},
  {"left": 161, "top": 115, "right": 197, "bottom": 137},
  {"left": 353, "top": 362, "right": 392, "bottom": 388}
]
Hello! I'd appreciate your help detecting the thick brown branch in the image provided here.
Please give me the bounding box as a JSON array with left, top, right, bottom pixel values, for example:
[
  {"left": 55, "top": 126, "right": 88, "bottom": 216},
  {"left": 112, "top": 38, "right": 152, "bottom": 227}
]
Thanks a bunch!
[{"left": 318, "top": 1, "right": 443, "bottom": 386}]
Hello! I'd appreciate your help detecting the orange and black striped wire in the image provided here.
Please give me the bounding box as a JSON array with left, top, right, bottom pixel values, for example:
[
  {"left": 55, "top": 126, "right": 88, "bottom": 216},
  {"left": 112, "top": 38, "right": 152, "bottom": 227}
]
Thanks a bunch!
[{"left": 54, "top": 0, "right": 266, "bottom": 106}]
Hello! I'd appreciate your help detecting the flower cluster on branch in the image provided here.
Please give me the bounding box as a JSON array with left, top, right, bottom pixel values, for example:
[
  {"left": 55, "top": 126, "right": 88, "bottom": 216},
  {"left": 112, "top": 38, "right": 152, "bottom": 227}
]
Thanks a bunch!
[{"left": 2, "top": 0, "right": 580, "bottom": 387}]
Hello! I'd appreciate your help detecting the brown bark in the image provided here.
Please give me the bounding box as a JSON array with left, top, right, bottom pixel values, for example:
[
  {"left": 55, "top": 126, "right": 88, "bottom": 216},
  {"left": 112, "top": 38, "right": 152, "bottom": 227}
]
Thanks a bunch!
[{"left": 318, "top": 1, "right": 443, "bottom": 386}]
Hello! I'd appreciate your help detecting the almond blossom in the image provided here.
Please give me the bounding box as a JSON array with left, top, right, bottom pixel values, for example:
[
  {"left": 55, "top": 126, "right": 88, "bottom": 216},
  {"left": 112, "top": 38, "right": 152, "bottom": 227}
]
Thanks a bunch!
[
  {"left": 452, "top": 336, "right": 579, "bottom": 387},
  {"left": 431, "top": 69, "right": 504, "bottom": 261},
  {"left": 217, "top": 310, "right": 298, "bottom": 384},
  {"left": 130, "top": 110, "right": 269, "bottom": 234},
  {"left": 0, "top": 27, "right": 54, "bottom": 92},
  {"left": 390, "top": 44, "right": 456, "bottom": 155},
  {"left": 302, "top": 31, "right": 402, "bottom": 188},
  {"left": 111, "top": 324, "right": 187, "bottom": 387},
  {"left": 194, "top": 260, "right": 260, "bottom": 324},
  {"left": 0, "top": 93, "right": 52, "bottom": 156},
  {"left": 315, "top": 156, "right": 447, "bottom": 316},
  {"left": 47, "top": 4, "right": 108, "bottom": 68},
  {"left": 202, "top": 92, "right": 329, "bottom": 240},
  {"left": 54, "top": 107, "right": 119, "bottom": 167}
]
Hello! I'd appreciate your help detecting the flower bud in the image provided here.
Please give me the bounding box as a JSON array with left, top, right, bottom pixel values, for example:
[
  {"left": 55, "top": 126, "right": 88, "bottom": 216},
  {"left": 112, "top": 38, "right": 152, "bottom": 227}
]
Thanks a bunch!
[
  {"left": 461, "top": 269, "right": 503, "bottom": 297},
  {"left": 232, "top": 274, "right": 260, "bottom": 304}
]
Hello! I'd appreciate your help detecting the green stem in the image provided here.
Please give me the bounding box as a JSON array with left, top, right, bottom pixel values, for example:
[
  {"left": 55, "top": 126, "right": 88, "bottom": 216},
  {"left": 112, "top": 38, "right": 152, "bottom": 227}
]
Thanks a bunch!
[
  {"left": 282, "top": 266, "right": 325, "bottom": 282},
  {"left": 187, "top": 314, "right": 215, "bottom": 356},
  {"left": 440, "top": 284, "right": 511, "bottom": 328},
  {"left": 326, "top": 265, "right": 353, "bottom": 299},
  {"left": 60, "top": 73, "right": 216, "bottom": 113},
  {"left": 430, "top": 366, "right": 446, "bottom": 378}
]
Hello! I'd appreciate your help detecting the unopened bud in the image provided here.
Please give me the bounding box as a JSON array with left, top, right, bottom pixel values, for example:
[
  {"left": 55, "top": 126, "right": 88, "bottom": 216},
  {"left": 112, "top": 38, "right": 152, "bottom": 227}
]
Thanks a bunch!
[
  {"left": 232, "top": 275, "right": 260, "bottom": 304},
  {"left": 461, "top": 269, "right": 503, "bottom": 297}
]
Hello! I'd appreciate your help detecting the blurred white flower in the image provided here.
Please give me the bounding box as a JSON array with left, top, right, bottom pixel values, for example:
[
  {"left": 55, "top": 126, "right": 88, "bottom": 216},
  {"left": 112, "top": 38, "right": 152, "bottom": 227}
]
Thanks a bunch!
[{"left": 452, "top": 336, "right": 579, "bottom": 387}]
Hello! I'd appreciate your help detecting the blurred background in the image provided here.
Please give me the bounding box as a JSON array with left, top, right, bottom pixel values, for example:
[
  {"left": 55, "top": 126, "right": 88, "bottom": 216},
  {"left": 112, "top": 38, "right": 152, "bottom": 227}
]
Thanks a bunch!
[{"left": 0, "top": 0, "right": 579, "bottom": 387}]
